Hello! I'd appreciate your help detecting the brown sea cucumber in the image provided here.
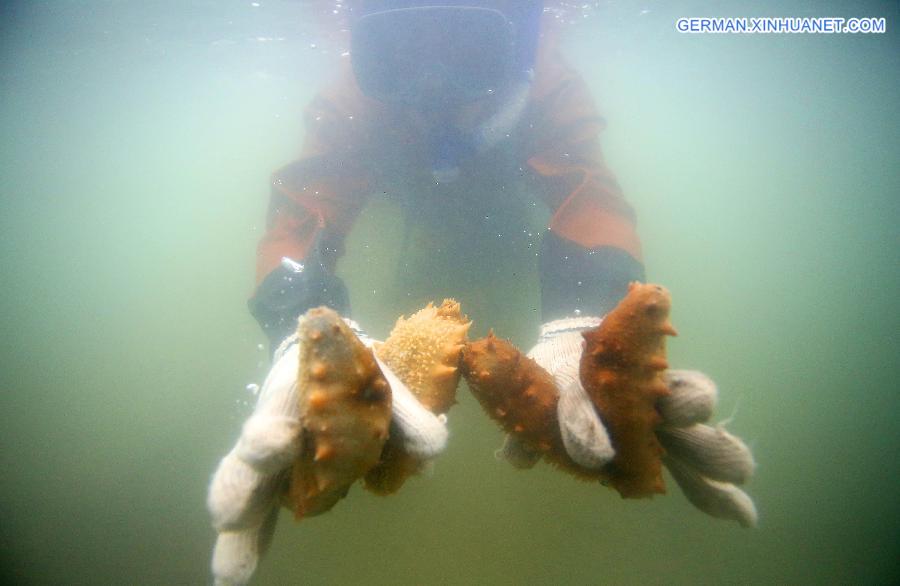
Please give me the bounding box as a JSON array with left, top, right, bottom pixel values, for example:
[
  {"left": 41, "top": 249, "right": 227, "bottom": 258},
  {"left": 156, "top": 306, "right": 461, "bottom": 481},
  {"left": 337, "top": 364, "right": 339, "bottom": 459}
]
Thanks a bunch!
[
  {"left": 284, "top": 308, "right": 392, "bottom": 517},
  {"left": 364, "top": 300, "right": 470, "bottom": 494},
  {"left": 580, "top": 282, "right": 677, "bottom": 498},
  {"left": 462, "top": 332, "right": 597, "bottom": 480}
]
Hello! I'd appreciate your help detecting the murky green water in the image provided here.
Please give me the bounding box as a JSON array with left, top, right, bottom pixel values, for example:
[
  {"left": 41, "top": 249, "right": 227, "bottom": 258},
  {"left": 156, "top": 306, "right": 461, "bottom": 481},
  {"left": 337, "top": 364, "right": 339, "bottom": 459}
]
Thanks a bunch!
[{"left": 2, "top": 1, "right": 898, "bottom": 584}]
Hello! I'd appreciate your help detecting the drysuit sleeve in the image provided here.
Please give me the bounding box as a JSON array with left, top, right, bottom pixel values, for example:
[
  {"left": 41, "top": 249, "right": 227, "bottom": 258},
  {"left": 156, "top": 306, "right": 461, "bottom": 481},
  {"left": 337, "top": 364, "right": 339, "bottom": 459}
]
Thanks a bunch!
[
  {"left": 250, "top": 81, "right": 373, "bottom": 347},
  {"left": 524, "top": 56, "right": 646, "bottom": 322}
]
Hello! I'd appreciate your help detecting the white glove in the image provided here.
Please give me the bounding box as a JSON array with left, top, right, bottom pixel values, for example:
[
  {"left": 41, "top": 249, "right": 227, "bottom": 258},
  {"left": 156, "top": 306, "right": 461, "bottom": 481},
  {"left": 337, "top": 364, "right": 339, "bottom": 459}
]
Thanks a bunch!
[
  {"left": 496, "top": 316, "right": 615, "bottom": 470},
  {"left": 206, "top": 332, "right": 302, "bottom": 585},
  {"left": 206, "top": 317, "right": 448, "bottom": 585},
  {"left": 656, "top": 370, "right": 758, "bottom": 527}
]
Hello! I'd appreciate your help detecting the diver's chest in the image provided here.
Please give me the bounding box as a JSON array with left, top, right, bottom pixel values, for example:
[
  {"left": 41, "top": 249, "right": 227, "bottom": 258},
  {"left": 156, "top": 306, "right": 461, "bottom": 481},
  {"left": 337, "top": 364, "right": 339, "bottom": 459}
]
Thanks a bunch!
[{"left": 339, "top": 161, "right": 548, "bottom": 335}]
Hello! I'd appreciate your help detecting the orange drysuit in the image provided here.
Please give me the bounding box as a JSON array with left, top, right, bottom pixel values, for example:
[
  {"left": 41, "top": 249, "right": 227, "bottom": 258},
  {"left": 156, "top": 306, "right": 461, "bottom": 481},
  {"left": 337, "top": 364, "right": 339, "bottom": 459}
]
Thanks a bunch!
[{"left": 252, "top": 30, "right": 644, "bottom": 337}]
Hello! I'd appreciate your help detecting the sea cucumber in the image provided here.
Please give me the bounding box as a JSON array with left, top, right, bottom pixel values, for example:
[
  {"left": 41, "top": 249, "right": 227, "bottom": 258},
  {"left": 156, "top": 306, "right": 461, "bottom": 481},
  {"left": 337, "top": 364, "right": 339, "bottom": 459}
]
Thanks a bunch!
[
  {"left": 580, "top": 282, "right": 677, "bottom": 498},
  {"left": 283, "top": 308, "right": 392, "bottom": 517},
  {"left": 364, "top": 300, "right": 470, "bottom": 494}
]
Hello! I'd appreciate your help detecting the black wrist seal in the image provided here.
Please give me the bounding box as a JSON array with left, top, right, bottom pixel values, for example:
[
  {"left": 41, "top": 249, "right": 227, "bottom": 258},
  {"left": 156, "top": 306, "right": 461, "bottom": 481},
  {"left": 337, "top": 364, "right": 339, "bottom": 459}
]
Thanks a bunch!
[{"left": 539, "top": 230, "right": 645, "bottom": 322}]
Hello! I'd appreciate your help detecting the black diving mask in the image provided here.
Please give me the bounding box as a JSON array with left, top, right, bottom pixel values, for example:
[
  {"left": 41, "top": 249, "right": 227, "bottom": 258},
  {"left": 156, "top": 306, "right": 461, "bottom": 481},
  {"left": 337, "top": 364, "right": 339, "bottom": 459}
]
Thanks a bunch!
[{"left": 351, "top": 6, "right": 516, "bottom": 105}]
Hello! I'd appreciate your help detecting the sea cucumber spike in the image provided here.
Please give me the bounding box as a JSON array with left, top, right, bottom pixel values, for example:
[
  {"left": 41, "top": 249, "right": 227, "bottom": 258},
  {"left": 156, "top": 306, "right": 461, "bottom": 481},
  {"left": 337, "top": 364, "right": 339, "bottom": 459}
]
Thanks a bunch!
[
  {"left": 650, "top": 380, "right": 670, "bottom": 397},
  {"left": 432, "top": 364, "right": 458, "bottom": 378},
  {"left": 659, "top": 321, "right": 678, "bottom": 336},
  {"left": 308, "top": 391, "right": 328, "bottom": 410},
  {"left": 314, "top": 443, "right": 334, "bottom": 462},
  {"left": 648, "top": 356, "right": 669, "bottom": 371}
]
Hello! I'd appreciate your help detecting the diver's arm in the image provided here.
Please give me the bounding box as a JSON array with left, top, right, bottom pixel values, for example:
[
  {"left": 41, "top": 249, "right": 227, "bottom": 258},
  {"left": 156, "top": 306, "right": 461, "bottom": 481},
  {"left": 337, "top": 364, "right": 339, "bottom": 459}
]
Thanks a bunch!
[
  {"left": 251, "top": 162, "right": 360, "bottom": 350},
  {"left": 511, "top": 55, "right": 645, "bottom": 468},
  {"left": 524, "top": 57, "right": 645, "bottom": 319},
  {"left": 250, "top": 217, "right": 352, "bottom": 352},
  {"left": 251, "top": 81, "right": 373, "bottom": 350}
]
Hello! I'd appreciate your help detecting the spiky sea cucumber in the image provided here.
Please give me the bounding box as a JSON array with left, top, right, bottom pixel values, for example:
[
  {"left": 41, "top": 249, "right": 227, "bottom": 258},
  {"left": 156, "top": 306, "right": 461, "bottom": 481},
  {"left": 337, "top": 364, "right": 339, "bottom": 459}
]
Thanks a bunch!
[
  {"left": 284, "top": 307, "right": 392, "bottom": 518},
  {"left": 462, "top": 332, "right": 598, "bottom": 480},
  {"left": 580, "top": 282, "right": 677, "bottom": 498},
  {"left": 364, "top": 300, "right": 470, "bottom": 494}
]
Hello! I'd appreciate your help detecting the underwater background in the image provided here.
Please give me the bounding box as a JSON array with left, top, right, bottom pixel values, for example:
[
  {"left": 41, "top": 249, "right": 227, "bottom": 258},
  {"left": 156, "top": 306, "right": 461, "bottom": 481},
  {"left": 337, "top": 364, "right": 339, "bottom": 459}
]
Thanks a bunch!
[{"left": 1, "top": 1, "right": 898, "bottom": 584}]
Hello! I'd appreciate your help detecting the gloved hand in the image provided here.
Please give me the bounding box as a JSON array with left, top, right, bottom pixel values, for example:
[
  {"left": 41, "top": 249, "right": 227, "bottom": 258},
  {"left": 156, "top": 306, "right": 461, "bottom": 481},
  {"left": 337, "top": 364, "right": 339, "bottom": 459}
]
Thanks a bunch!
[
  {"left": 206, "top": 330, "right": 303, "bottom": 586},
  {"left": 206, "top": 314, "right": 448, "bottom": 586},
  {"left": 496, "top": 316, "right": 616, "bottom": 470},
  {"left": 656, "top": 370, "right": 758, "bottom": 527},
  {"left": 497, "top": 320, "right": 757, "bottom": 528}
]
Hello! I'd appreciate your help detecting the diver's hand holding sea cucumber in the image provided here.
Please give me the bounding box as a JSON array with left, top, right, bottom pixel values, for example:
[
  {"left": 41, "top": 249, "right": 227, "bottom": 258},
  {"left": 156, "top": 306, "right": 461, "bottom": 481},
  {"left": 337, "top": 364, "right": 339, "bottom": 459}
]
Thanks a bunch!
[
  {"left": 524, "top": 315, "right": 617, "bottom": 469},
  {"left": 207, "top": 301, "right": 469, "bottom": 585},
  {"left": 463, "top": 282, "right": 757, "bottom": 527}
]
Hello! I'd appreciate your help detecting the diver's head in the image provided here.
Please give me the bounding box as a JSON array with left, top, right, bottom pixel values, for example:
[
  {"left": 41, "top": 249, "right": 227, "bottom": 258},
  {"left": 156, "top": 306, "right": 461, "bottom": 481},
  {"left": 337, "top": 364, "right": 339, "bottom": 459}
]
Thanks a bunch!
[{"left": 349, "top": 1, "right": 543, "bottom": 107}]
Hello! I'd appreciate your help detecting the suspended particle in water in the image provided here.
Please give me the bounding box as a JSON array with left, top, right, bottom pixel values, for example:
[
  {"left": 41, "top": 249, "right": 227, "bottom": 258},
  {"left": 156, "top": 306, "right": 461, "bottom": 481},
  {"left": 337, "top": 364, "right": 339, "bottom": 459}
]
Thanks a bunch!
[{"left": 246, "top": 383, "right": 260, "bottom": 396}]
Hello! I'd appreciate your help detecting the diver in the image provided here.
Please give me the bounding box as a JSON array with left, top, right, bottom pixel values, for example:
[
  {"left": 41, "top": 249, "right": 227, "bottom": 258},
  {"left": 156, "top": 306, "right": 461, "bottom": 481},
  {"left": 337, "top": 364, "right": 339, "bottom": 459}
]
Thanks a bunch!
[
  {"left": 250, "top": 1, "right": 644, "bottom": 347},
  {"left": 208, "top": 3, "right": 665, "bottom": 584},
  {"left": 250, "top": 0, "right": 646, "bottom": 489},
  {"left": 249, "top": 0, "right": 644, "bottom": 450}
]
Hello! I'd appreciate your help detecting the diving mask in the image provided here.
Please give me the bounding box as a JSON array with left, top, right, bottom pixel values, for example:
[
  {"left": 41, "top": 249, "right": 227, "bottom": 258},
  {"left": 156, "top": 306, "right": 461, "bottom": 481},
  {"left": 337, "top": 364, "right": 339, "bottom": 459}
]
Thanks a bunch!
[{"left": 351, "top": 7, "right": 515, "bottom": 105}]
